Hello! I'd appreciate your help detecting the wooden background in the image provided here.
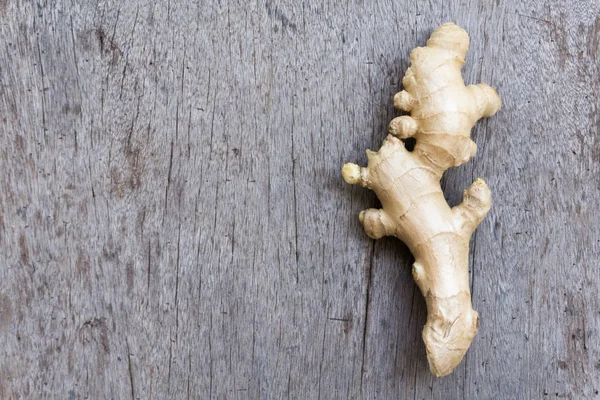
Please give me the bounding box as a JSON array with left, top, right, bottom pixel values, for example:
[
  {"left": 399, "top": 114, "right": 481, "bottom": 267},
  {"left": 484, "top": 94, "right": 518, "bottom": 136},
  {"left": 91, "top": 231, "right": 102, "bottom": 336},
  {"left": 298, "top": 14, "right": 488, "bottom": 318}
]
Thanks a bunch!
[{"left": 1, "top": 0, "right": 599, "bottom": 398}]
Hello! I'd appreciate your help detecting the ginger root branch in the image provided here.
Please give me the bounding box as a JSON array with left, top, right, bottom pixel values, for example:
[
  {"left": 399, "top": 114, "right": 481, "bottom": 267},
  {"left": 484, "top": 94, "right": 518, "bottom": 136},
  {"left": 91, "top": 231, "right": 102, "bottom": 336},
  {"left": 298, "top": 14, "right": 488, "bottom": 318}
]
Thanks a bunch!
[{"left": 342, "top": 23, "right": 500, "bottom": 377}]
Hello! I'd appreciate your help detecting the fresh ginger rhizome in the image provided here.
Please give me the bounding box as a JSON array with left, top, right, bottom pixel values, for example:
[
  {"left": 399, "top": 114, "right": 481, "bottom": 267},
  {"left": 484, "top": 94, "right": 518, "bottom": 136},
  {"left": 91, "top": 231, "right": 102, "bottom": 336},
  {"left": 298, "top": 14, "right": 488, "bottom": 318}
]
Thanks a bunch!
[{"left": 342, "top": 23, "right": 501, "bottom": 377}]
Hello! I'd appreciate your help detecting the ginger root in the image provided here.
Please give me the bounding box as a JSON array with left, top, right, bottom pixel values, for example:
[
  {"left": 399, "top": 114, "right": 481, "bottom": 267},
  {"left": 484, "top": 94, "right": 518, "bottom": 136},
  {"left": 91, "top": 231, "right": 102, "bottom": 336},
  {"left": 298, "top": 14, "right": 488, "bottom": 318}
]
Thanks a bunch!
[{"left": 342, "top": 23, "right": 501, "bottom": 377}]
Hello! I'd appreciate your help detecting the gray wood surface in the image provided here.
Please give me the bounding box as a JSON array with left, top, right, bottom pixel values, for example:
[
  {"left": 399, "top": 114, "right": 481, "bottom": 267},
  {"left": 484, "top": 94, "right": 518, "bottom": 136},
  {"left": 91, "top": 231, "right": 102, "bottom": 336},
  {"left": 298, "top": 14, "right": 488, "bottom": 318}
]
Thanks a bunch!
[{"left": 1, "top": 0, "right": 599, "bottom": 398}]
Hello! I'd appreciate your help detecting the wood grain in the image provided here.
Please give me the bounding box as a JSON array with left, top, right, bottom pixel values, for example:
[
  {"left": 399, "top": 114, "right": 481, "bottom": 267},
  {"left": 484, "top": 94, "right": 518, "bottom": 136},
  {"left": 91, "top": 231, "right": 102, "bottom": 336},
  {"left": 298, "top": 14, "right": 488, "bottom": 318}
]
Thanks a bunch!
[{"left": 1, "top": 0, "right": 599, "bottom": 398}]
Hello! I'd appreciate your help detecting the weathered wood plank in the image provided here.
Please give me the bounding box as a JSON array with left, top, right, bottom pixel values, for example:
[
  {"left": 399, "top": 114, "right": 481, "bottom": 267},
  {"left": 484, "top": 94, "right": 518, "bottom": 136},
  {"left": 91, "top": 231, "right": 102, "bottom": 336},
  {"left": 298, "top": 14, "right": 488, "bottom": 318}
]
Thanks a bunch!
[{"left": 1, "top": 0, "right": 599, "bottom": 399}]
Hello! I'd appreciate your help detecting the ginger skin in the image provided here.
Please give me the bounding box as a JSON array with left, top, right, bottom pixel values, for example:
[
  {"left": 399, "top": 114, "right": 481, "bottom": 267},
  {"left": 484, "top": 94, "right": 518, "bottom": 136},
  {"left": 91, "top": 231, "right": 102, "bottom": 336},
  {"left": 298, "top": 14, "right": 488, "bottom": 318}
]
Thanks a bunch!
[{"left": 342, "top": 23, "right": 501, "bottom": 377}]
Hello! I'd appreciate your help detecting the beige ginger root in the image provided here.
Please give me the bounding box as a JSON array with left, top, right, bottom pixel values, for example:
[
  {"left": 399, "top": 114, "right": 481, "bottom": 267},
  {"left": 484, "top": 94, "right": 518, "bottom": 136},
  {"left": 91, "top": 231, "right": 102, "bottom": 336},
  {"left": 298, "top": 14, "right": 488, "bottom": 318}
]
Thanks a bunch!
[{"left": 342, "top": 23, "right": 501, "bottom": 377}]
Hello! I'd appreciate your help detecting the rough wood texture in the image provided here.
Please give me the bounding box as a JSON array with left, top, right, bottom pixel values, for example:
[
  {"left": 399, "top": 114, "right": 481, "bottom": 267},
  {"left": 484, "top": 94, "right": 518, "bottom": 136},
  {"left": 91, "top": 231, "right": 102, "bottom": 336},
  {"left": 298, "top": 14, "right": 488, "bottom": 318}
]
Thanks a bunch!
[{"left": 1, "top": 1, "right": 599, "bottom": 398}]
